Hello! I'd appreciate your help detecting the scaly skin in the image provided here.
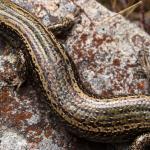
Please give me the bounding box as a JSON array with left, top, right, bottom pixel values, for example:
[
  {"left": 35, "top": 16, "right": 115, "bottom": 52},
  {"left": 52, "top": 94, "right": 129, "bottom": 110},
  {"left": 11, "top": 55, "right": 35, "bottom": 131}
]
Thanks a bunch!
[{"left": 0, "top": 0, "right": 149, "bottom": 148}]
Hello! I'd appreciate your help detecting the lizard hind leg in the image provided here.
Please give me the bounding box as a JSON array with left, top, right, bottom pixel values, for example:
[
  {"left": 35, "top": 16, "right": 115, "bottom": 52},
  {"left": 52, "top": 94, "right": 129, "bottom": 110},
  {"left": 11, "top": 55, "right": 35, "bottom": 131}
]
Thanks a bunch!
[
  {"left": 47, "top": 16, "right": 74, "bottom": 35},
  {"left": 130, "top": 133, "right": 150, "bottom": 150},
  {"left": 47, "top": 7, "right": 81, "bottom": 36}
]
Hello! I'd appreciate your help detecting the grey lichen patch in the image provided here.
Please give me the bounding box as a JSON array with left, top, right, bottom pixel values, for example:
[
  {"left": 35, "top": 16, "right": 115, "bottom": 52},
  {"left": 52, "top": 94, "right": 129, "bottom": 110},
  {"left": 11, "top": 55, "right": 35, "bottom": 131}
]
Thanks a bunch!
[
  {"left": 26, "top": 113, "right": 40, "bottom": 125},
  {"left": 0, "top": 127, "right": 27, "bottom": 150},
  {"left": 38, "top": 138, "right": 64, "bottom": 150}
]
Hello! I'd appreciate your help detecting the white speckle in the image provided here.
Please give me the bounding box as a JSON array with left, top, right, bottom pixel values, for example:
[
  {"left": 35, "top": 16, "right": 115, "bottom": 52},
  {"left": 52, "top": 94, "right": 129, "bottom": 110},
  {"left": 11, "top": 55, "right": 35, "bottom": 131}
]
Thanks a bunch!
[
  {"left": 137, "top": 135, "right": 144, "bottom": 142},
  {"left": 27, "top": 113, "right": 40, "bottom": 125}
]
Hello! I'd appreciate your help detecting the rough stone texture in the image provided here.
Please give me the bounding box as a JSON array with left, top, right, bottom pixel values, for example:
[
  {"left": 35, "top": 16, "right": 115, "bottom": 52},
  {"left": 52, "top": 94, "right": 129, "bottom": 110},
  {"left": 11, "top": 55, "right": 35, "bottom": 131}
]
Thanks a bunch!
[{"left": 0, "top": 0, "right": 150, "bottom": 150}]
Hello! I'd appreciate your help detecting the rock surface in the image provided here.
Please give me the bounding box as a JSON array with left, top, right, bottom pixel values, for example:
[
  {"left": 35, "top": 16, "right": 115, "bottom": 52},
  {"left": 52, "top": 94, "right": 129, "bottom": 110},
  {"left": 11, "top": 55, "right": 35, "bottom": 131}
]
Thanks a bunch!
[{"left": 0, "top": 0, "right": 150, "bottom": 150}]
